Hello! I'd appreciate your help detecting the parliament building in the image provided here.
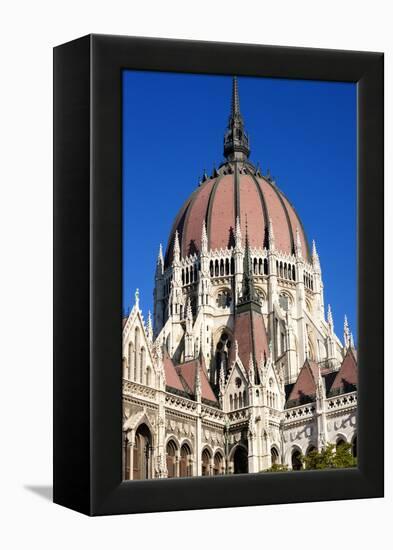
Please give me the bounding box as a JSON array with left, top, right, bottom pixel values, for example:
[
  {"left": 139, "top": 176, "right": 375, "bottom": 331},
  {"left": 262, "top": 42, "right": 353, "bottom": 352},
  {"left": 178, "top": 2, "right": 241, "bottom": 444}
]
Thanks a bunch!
[{"left": 122, "top": 77, "right": 357, "bottom": 480}]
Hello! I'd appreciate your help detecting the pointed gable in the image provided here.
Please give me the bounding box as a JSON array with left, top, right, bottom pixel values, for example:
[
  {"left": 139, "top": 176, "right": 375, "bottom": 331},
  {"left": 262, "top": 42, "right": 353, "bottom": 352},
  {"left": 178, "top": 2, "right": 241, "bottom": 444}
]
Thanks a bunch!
[
  {"left": 233, "top": 307, "right": 269, "bottom": 370},
  {"left": 330, "top": 348, "right": 357, "bottom": 395},
  {"left": 287, "top": 360, "right": 319, "bottom": 406}
]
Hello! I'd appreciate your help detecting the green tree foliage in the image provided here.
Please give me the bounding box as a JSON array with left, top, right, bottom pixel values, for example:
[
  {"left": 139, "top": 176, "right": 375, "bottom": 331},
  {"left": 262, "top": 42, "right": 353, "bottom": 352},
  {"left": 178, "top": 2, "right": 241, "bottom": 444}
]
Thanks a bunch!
[
  {"left": 263, "top": 463, "right": 289, "bottom": 473},
  {"left": 303, "top": 443, "right": 356, "bottom": 470}
]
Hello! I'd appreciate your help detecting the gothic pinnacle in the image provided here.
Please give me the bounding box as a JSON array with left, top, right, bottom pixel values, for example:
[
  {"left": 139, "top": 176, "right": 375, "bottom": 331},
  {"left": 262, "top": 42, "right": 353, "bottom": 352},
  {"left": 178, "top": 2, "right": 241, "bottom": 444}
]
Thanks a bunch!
[
  {"left": 235, "top": 215, "right": 242, "bottom": 248},
  {"left": 173, "top": 230, "right": 180, "bottom": 263},
  {"left": 201, "top": 220, "right": 208, "bottom": 254},
  {"left": 327, "top": 304, "right": 334, "bottom": 331},
  {"left": 295, "top": 227, "right": 303, "bottom": 258},
  {"left": 268, "top": 217, "right": 275, "bottom": 250}
]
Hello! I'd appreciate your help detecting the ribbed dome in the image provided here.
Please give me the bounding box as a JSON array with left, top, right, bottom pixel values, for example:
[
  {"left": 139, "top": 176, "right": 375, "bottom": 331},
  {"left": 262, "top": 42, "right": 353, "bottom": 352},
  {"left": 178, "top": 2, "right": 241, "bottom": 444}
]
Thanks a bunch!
[
  {"left": 164, "top": 77, "right": 310, "bottom": 267},
  {"left": 165, "top": 162, "right": 310, "bottom": 267}
]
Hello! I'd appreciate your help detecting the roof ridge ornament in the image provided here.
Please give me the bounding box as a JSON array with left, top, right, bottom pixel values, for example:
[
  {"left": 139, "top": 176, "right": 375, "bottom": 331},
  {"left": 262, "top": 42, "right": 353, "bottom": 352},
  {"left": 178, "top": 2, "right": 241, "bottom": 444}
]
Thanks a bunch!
[{"left": 223, "top": 77, "right": 250, "bottom": 162}]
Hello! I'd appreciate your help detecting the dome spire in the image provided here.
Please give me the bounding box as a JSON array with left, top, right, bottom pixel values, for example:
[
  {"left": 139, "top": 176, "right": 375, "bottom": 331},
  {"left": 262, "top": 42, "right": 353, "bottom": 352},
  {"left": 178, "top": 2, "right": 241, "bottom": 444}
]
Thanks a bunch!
[{"left": 224, "top": 77, "right": 250, "bottom": 162}]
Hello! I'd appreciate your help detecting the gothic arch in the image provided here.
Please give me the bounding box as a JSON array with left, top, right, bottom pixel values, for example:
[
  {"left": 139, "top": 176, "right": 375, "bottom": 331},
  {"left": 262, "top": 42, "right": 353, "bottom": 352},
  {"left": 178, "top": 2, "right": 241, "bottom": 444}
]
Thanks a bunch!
[
  {"left": 201, "top": 447, "right": 212, "bottom": 476},
  {"left": 291, "top": 445, "right": 303, "bottom": 471},
  {"left": 336, "top": 433, "right": 348, "bottom": 445},
  {"left": 133, "top": 423, "right": 153, "bottom": 480},
  {"left": 232, "top": 444, "right": 248, "bottom": 474},
  {"left": 271, "top": 445, "right": 280, "bottom": 465}
]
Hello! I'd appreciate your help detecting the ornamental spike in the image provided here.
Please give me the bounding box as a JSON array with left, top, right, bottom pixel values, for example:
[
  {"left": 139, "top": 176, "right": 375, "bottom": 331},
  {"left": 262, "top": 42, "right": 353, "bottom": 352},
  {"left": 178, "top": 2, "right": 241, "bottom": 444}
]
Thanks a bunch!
[
  {"left": 327, "top": 304, "right": 334, "bottom": 331},
  {"left": 295, "top": 227, "right": 303, "bottom": 258},
  {"left": 173, "top": 230, "right": 180, "bottom": 263},
  {"left": 268, "top": 217, "right": 275, "bottom": 250},
  {"left": 135, "top": 288, "right": 140, "bottom": 308},
  {"left": 235, "top": 215, "right": 242, "bottom": 248},
  {"left": 147, "top": 311, "right": 153, "bottom": 342},
  {"left": 343, "top": 314, "right": 350, "bottom": 350},
  {"left": 201, "top": 219, "right": 208, "bottom": 254}
]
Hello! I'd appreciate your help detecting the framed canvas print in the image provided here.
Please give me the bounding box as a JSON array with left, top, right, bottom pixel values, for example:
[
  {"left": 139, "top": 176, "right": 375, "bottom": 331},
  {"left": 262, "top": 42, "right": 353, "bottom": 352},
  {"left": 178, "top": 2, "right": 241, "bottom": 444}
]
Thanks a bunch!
[{"left": 53, "top": 34, "right": 384, "bottom": 516}]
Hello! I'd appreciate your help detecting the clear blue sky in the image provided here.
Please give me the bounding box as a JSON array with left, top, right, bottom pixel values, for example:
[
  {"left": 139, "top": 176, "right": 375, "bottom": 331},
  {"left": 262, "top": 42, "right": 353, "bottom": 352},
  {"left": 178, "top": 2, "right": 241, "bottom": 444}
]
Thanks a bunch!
[{"left": 123, "top": 71, "right": 357, "bottom": 341}]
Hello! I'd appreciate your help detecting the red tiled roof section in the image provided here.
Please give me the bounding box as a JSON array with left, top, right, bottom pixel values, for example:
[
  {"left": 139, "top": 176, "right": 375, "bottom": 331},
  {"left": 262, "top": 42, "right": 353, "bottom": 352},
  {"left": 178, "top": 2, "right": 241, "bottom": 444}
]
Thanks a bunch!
[
  {"left": 176, "top": 358, "right": 218, "bottom": 403},
  {"left": 330, "top": 348, "right": 358, "bottom": 393},
  {"left": 165, "top": 172, "right": 310, "bottom": 266},
  {"left": 234, "top": 308, "right": 269, "bottom": 369},
  {"left": 287, "top": 360, "right": 319, "bottom": 402},
  {"left": 163, "top": 349, "right": 184, "bottom": 392}
]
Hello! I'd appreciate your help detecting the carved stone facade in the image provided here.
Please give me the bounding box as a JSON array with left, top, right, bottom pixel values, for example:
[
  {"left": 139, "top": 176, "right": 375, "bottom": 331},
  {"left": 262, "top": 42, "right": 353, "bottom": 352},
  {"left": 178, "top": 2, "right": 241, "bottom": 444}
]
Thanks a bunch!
[{"left": 122, "top": 77, "right": 357, "bottom": 480}]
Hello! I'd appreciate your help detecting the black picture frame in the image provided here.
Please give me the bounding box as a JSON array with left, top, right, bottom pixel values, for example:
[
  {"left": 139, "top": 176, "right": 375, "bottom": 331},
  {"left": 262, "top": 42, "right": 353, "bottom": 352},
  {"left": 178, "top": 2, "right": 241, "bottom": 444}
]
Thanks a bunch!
[{"left": 53, "top": 34, "right": 384, "bottom": 516}]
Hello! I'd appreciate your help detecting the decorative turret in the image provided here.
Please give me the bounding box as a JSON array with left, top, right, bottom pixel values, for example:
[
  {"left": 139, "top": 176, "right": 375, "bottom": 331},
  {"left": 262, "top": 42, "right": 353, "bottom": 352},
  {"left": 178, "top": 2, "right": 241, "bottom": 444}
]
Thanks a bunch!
[
  {"left": 201, "top": 219, "right": 208, "bottom": 255},
  {"left": 223, "top": 77, "right": 250, "bottom": 162}
]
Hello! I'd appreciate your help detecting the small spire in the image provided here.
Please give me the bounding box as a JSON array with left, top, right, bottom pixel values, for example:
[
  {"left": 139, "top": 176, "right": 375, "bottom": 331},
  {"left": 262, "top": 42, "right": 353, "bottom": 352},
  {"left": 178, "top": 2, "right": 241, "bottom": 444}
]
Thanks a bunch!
[
  {"left": 327, "top": 304, "right": 334, "bottom": 331},
  {"left": 223, "top": 77, "right": 250, "bottom": 161},
  {"left": 186, "top": 297, "right": 192, "bottom": 321},
  {"left": 295, "top": 227, "right": 303, "bottom": 258},
  {"left": 156, "top": 243, "right": 164, "bottom": 276},
  {"left": 195, "top": 363, "right": 201, "bottom": 401},
  {"left": 135, "top": 288, "right": 140, "bottom": 308},
  {"left": 350, "top": 332, "right": 355, "bottom": 349},
  {"left": 235, "top": 215, "right": 242, "bottom": 249},
  {"left": 268, "top": 218, "right": 275, "bottom": 250},
  {"left": 343, "top": 315, "right": 350, "bottom": 350},
  {"left": 173, "top": 230, "right": 180, "bottom": 263},
  {"left": 201, "top": 220, "right": 208, "bottom": 254},
  {"left": 312, "top": 239, "right": 320, "bottom": 269},
  {"left": 248, "top": 353, "right": 255, "bottom": 385},
  {"left": 147, "top": 311, "right": 153, "bottom": 342}
]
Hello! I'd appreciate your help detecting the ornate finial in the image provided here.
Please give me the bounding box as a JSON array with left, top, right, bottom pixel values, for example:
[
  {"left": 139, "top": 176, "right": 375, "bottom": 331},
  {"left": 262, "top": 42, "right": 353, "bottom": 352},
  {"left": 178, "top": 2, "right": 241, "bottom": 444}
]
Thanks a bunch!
[
  {"left": 343, "top": 315, "right": 350, "bottom": 350},
  {"left": 223, "top": 77, "right": 250, "bottom": 161},
  {"left": 135, "top": 288, "right": 140, "bottom": 308},
  {"left": 219, "top": 364, "right": 225, "bottom": 395},
  {"left": 173, "top": 230, "right": 180, "bottom": 263},
  {"left": 248, "top": 353, "right": 255, "bottom": 385},
  {"left": 201, "top": 220, "right": 208, "bottom": 254},
  {"left": 147, "top": 311, "right": 153, "bottom": 343},
  {"left": 235, "top": 215, "right": 242, "bottom": 249},
  {"left": 327, "top": 304, "right": 334, "bottom": 331},
  {"left": 238, "top": 221, "right": 258, "bottom": 305},
  {"left": 268, "top": 218, "right": 275, "bottom": 251},
  {"left": 156, "top": 243, "right": 164, "bottom": 276},
  {"left": 350, "top": 332, "right": 355, "bottom": 349},
  {"left": 295, "top": 227, "right": 303, "bottom": 258},
  {"left": 312, "top": 239, "right": 320, "bottom": 270},
  {"left": 195, "top": 363, "right": 201, "bottom": 401}
]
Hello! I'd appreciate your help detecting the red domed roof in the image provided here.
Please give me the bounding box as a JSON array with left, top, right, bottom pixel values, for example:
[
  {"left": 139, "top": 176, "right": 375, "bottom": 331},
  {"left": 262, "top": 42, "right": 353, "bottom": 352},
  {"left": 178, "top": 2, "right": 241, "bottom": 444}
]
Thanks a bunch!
[
  {"left": 164, "top": 77, "right": 310, "bottom": 266},
  {"left": 165, "top": 164, "right": 310, "bottom": 266}
]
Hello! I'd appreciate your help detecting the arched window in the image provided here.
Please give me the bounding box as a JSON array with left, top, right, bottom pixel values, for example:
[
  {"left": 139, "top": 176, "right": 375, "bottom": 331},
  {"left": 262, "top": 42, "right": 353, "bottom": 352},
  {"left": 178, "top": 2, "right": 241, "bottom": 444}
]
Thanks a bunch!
[
  {"left": 122, "top": 357, "right": 128, "bottom": 379},
  {"left": 210, "top": 261, "right": 214, "bottom": 277},
  {"left": 233, "top": 446, "right": 248, "bottom": 474},
  {"left": 215, "top": 260, "right": 219, "bottom": 277},
  {"left": 216, "top": 289, "right": 232, "bottom": 308},
  {"left": 284, "top": 263, "right": 288, "bottom": 279},
  {"left": 186, "top": 268, "right": 189, "bottom": 284},
  {"left": 234, "top": 394, "right": 238, "bottom": 410},
  {"left": 213, "top": 452, "right": 224, "bottom": 475},
  {"left": 229, "top": 394, "right": 233, "bottom": 411},
  {"left": 214, "top": 332, "right": 232, "bottom": 385},
  {"left": 220, "top": 259, "right": 224, "bottom": 276},
  {"left": 238, "top": 392, "right": 243, "bottom": 408},
  {"left": 202, "top": 449, "right": 211, "bottom": 476},
  {"left": 306, "top": 445, "right": 316, "bottom": 455},
  {"left": 166, "top": 440, "right": 178, "bottom": 478},
  {"left": 253, "top": 257, "right": 257, "bottom": 274},
  {"left": 336, "top": 438, "right": 346, "bottom": 449},
  {"left": 291, "top": 449, "right": 303, "bottom": 471},
  {"left": 264, "top": 258, "right": 269, "bottom": 275},
  {"left": 134, "top": 328, "right": 140, "bottom": 381},
  {"left": 133, "top": 424, "right": 152, "bottom": 480},
  {"left": 140, "top": 347, "right": 146, "bottom": 384},
  {"left": 230, "top": 258, "right": 235, "bottom": 274},
  {"left": 271, "top": 447, "right": 279, "bottom": 465},
  {"left": 243, "top": 390, "right": 247, "bottom": 406},
  {"left": 146, "top": 366, "right": 151, "bottom": 386},
  {"left": 179, "top": 444, "right": 192, "bottom": 477},
  {"left": 182, "top": 269, "right": 185, "bottom": 285},
  {"left": 292, "top": 265, "right": 296, "bottom": 281},
  {"left": 128, "top": 341, "right": 134, "bottom": 379},
  {"left": 225, "top": 258, "right": 230, "bottom": 275}
]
